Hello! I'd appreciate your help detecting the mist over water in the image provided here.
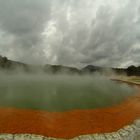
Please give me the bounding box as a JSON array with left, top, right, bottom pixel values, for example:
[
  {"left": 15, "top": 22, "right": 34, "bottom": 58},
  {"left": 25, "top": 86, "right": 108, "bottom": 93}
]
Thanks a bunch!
[{"left": 0, "top": 73, "right": 135, "bottom": 112}]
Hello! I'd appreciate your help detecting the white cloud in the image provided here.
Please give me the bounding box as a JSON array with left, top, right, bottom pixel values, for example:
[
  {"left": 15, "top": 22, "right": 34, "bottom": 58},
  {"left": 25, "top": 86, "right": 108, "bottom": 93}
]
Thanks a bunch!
[{"left": 0, "top": 0, "right": 140, "bottom": 67}]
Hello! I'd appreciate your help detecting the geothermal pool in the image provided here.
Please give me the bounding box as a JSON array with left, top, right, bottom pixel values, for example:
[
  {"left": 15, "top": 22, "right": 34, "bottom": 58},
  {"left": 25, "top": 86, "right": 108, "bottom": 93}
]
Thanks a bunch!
[{"left": 0, "top": 74, "right": 135, "bottom": 111}]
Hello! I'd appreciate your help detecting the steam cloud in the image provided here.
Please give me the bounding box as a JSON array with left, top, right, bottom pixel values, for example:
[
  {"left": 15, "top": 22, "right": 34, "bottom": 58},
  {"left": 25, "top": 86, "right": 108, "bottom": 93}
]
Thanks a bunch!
[
  {"left": 0, "top": 0, "right": 140, "bottom": 67},
  {"left": 0, "top": 73, "right": 134, "bottom": 111}
]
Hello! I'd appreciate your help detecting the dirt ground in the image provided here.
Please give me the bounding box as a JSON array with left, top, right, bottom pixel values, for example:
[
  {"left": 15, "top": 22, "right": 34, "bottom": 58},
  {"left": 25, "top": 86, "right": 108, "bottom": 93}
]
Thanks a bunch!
[{"left": 0, "top": 82, "right": 139, "bottom": 139}]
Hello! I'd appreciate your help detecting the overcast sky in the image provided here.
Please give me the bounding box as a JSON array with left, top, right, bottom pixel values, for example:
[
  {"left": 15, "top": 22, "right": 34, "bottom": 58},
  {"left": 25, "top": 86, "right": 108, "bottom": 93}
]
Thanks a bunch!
[{"left": 0, "top": 0, "right": 140, "bottom": 68}]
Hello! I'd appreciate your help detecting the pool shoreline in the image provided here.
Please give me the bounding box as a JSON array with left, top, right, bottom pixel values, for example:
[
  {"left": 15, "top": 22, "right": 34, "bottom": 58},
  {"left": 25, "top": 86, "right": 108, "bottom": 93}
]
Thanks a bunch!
[
  {"left": 0, "top": 118, "right": 140, "bottom": 140},
  {"left": 0, "top": 79, "right": 140, "bottom": 139}
]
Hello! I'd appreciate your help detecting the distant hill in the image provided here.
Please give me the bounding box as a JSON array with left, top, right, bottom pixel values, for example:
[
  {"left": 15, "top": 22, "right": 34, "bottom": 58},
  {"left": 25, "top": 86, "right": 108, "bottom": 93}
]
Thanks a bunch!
[
  {"left": 81, "top": 65, "right": 102, "bottom": 73},
  {"left": 81, "top": 65, "right": 140, "bottom": 76},
  {"left": 44, "top": 64, "right": 80, "bottom": 74},
  {"left": 0, "top": 55, "right": 28, "bottom": 70},
  {"left": 0, "top": 55, "right": 140, "bottom": 76}
]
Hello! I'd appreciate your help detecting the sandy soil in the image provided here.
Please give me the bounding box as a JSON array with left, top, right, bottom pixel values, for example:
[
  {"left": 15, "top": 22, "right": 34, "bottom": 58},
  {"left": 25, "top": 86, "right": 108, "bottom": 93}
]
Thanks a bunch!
[{"left": 0, "top": 82, "right": 139, "bottom": 139}]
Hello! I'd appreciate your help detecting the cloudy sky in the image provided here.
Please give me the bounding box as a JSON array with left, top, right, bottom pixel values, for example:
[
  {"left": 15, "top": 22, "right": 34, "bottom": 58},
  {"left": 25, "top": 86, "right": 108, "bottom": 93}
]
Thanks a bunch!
[{"left": 0, "top": 0, "right": 140, "bottom": 68}]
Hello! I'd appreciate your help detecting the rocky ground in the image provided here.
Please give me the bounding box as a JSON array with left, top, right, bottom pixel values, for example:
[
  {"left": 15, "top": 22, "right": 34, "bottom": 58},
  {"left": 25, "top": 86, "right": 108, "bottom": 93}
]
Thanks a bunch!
[{"left": 0, "top": 119, "right": 140, "bottom": 140}]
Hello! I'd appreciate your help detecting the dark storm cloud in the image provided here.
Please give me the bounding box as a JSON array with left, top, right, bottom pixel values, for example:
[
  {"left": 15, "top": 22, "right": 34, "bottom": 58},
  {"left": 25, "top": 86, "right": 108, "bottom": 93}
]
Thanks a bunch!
[
  {"left": 0, "top": 0, "right": 51, "bottom": 63},
  {"left": 0, "top": 0, "right": 140, "bottom": 67}
]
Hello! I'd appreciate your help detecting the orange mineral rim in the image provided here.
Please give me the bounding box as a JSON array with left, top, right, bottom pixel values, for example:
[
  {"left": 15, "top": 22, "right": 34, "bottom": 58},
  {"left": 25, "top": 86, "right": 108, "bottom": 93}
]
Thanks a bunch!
[{"left": 0, "top": 81, "right": 139, "bottom": 139}]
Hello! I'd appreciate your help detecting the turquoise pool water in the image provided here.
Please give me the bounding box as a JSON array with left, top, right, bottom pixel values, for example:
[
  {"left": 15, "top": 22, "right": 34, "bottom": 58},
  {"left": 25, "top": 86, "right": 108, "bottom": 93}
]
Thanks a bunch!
[{"left": 0, "top": 74, "right": 135, "bottom": 111}]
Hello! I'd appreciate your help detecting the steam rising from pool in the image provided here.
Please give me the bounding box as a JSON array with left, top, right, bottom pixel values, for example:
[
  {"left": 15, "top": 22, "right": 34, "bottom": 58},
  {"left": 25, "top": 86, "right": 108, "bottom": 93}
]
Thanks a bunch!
[{"left": 0, "top": 74, "right": 135, "bottom": 111}]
